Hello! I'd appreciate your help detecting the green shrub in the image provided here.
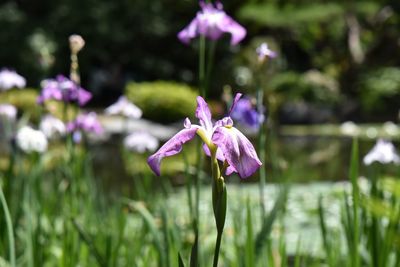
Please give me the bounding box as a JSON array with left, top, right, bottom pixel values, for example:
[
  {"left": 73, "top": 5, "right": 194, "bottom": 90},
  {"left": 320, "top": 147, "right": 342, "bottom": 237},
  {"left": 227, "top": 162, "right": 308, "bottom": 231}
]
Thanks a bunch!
[
  {"left": 0, "top": 89, "right": 79, "bottom": 122},
  {"left": 125, "top": 81, "right": 198, "bottom": 123},
  {"left": 0, "top": 88, "right": 41, "bottom": 121},
  {"left": 361, "top": 67, "right": 400, "bottom": 112}
]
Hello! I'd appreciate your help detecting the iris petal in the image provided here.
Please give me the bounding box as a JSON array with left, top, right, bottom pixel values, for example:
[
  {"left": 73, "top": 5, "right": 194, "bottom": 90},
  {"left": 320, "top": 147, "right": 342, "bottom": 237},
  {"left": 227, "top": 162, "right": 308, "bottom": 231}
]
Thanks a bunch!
[
  {"left": 178, "top": 18, "right": 199, "bottom": 44},
  {"left": 77, "top": 89, "right": 92, "bottom": 106},
  {"left": 219, "top": 16, "right": 247, "bottom": 45},
  {"left": 177, "top": 2, "right": 246, "bottom": 46},
  {"left": 196, "top": 96, "right": 213, "bottom": 132},
  {"left": 148, "top": 127, "right": 198, "bottom": 176},
  {"left": 228, "top": 93, "right": 243, "bottom": 115},
  {"left": 212, "top": 126, "right": 261, "bottom": 178}
]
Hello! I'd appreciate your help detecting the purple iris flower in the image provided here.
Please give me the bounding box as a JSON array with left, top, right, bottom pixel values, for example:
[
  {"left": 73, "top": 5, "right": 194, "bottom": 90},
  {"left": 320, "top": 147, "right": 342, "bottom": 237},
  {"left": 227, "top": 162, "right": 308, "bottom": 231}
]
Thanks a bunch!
[
  {"left": 256, "top": 43, "right": 277, "bottom": 62},
  {"left": 178, "top": 1, "right": 246, "bottom": 45},
  {"left": 231, "top": 97, "right": 264, "bottom": 131},
  {"left": 67, "top": 112, "right": 103, "bottom": 135},
  {"left": 148, "top": 93, "right": 262, "bottom": 178},
  {"left": 37, "top": 75, "right": 92, "bottom": 106}
]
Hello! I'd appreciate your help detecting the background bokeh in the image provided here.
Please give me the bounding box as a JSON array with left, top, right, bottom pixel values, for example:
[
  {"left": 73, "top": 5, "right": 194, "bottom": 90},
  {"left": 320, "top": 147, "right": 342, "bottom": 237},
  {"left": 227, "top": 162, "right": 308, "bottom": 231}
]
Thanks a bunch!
[{"left": 1, "top": 0, "right": 399, "bottom": 123}]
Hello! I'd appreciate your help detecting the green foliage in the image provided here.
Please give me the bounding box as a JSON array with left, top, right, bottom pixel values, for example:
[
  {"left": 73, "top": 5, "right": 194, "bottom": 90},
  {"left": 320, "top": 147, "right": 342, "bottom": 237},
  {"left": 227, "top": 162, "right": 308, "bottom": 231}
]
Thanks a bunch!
[
  {"left": 239, "top": 3, "right": 344, "bottom": 28},
  {"left": 361, "top": 67, "right": 400, "bottom": 112},
  {"left": 238, "top": 2, "right": 379, "bottom": 29},
  {"left": 0, "top": 89, "right": 41, "bottom": 120},
  {"left": 0, "top": 89, "right": 79, "bottom": 122},
  {"left": 268, "top": 71, "right": 340, "bottom": 105},
  {"left": 125, "top": 81, "right": 197, "bottom": 123}
]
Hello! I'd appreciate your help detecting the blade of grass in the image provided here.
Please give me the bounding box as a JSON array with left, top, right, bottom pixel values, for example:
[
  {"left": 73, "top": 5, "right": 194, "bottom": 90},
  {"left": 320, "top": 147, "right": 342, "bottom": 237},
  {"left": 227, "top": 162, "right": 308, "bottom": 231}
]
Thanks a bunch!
[
  {"left": 245, "top": 198, "right": 255, "bottom": 267},
  {"left": 294, "top": 237, "right": 302, "bottom": 267},
  {"left": 178, "top": 252, "right": 186, "bottom": 267},
  {"left": 255, "top": 186, "right": 288, "bottom": 257},
  {"left": 127, "top": 200, "right": 166, "bottom": 266},
  {"left": 71, "top": 218, "right": 106, "bottom": 267},
  {"left": 190, "top": 219, "right": 198, "bottom": 267},
  {"left": 161, "top": 207, "right": 171, "bottom": 267},
  {"left": 0, "top": 182, "right": 16, "bottom": 267},
  {"left": 318, "top": 195, "right": 333, "bottom": 266},
  {"left": 349, "top": 138, "right": 360, "bottom": 267}
]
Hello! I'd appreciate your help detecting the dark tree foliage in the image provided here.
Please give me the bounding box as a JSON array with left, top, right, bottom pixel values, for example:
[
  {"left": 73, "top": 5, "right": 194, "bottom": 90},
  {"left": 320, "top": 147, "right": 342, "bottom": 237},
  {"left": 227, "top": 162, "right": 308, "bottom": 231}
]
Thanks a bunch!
[{"left": 0, "top": 0, "right": 399, "bottom": 119}]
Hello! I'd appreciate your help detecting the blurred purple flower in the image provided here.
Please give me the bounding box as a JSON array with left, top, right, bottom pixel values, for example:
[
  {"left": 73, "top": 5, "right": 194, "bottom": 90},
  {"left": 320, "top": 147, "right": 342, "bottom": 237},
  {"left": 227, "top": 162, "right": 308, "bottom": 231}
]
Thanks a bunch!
[
  {"left": 0, "top": 104, "right": 17, "bottom": 121},
  {"left": 124, "top": 131, "right": 159, "bottom": 153},
  {"left": 363, "top": 139, "right": 400, "bottom": 165},
  {"left": 178, "top": 1, "right": 246, "bottom": 45},
  {"left": 231, "top": 97, "right": 264, "bottom": 131},
  {"left": 39, "top": 114, "right": 66, "bottom": 139},
  {"left": 37, "top": 75, "right": 92, "bottom": 106},
  {"left": 105, "top": 96, "right": 142, "bottom": 119},
  {"left": 0, "top": 69, "right": 26, "bottom": 91},
  {"left": 148, "top": 93, "right": 261, "bottom": 178},
  {"left": 67, "top": 112, "right": 103, "bottom": 135},
  {"left": 256, "top": 43, "right": 277, "bottom": 62}
]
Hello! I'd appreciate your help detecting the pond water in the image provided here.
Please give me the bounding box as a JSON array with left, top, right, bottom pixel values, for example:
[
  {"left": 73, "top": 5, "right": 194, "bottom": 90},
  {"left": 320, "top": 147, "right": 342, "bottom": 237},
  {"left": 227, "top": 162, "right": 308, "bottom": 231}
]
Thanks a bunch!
[{"left": 90, "top": 123, "right": 400, "bottom": 193}]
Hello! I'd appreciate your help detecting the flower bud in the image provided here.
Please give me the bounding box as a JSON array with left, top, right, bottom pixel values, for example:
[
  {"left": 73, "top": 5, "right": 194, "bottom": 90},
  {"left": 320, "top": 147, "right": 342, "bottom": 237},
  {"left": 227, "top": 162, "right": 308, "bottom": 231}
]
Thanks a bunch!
[{"left": 69, "top": 34, "right": 85, "bottom": 54}]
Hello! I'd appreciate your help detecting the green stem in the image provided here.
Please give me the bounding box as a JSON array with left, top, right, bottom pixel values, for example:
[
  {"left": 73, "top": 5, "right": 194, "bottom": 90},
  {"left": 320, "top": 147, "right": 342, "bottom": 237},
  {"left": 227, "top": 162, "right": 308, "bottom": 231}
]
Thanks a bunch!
[
  {"left": 182, "top": 151, "right": 193, "bottom": 219},
  {"left": 213, "top": 232, "right": 223, "bottom": 267},
  {"left": 256, "top": 87, "right": 266, "bottom": 219},
  {"left": 0, "top": 182, "right": 16, "bottom": 267},
  {"left": 194, "top": 35, "right": 207, "bottom": 265},
  {"left": 210, "top": 147, "right": 226, "bottom": 267},
  {"left": 204, "top": 40, "right": 217, "bottom": 97},
  {"left": 199, "top": 36, "right": 206, "bottom": 98}
]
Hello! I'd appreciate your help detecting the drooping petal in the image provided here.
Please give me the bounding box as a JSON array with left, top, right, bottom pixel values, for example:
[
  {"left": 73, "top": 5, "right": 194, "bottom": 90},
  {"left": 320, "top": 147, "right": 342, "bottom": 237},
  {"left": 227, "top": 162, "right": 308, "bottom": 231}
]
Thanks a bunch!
[
  {"left": 219, "top": 15, "right": 246, "bottom": 45},
  {"left": 77, "top": 88, "right": 92, "bottom": 106},
  {"left": 196, "top": 96, "right": 213, "bottom": 133},
  {"left": 178, "top": 18, "right": 199, "bottom": 44},
  {"left": 212, "top": 125, "right": 261, "bottom": 178},
  {"left": 148, "top": 127, "right": 198, "bottom": 176},
  {"left": 177, "top": 1, "right": 246, "bottom": 46}
]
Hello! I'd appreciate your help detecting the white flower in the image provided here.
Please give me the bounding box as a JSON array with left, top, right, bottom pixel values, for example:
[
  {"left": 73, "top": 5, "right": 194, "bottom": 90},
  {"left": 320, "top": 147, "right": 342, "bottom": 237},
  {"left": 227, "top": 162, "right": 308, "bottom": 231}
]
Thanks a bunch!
[
  {"left": 39, "top": 114, "right": 66, "bottom": 139},
  {"left": 0, "top": 69, "right": 26, "bottom": 91},
  {"left": 16, "top": 126, "right": 48, "bottom": 153},
  {"left": 105, "top": 96, "right": 142, "bottom": 119},
  {"left": 363, "top": 139, "right": 400, "bottom": 165},
  {"left": 340, "top": 121, "right": 360, "bottom": 136},
  {"left": 124, "top": 131, "right": 159, "bottom": 153},
  {"left": 0, "top": 104, "right": 17, "bottom": 121}
]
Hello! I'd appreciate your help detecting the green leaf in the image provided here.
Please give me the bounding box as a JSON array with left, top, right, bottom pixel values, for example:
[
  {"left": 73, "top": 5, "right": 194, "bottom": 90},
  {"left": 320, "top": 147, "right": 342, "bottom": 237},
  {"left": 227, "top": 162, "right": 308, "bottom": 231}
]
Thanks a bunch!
[{"left": 255, "top": 186, "right": 288, "bottom": 256}]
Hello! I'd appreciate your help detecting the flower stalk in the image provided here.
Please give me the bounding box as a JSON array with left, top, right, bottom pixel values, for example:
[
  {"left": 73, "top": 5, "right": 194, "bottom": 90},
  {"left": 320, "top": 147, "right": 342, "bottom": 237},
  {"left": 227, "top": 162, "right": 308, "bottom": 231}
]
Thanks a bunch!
[
  {"left": 148, "top": 94, "right": 261, "bottom": 266},
  {"left": 210, "top": 146, "right": 227, "bottom": 267}
]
